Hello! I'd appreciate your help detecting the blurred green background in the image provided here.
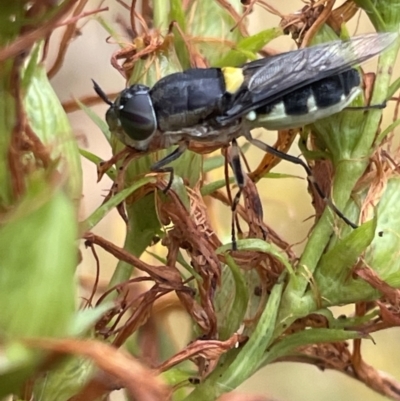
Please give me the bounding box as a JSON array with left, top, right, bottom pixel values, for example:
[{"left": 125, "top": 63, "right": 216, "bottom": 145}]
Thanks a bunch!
[{"left": 48, "top": 1, "right": 400, "bottom": 400}]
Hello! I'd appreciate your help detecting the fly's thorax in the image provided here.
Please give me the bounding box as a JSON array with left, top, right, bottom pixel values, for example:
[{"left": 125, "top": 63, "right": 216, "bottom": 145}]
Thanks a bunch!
[
  {"left": 246, "top": 69, "right": 362, "bottom": 130},
  {"left": 150, "top": 68, "right": 232, "bottom": 132}
]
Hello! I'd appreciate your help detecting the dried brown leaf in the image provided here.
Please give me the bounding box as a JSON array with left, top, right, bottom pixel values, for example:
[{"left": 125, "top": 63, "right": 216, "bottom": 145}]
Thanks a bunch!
[
  {"left": 0, "top": 0, "right": 79, "bottom": 62},
  {"left": 156, "top": 333, "right": 246, "bottom": 376},
  {"left": 352, "top": 349, "right": 400, "bottom": 401},
  {"left": 377, "top": 301, "right": 400, "bottom": 327},
  {"left": 280, "top": 341, "right": 352, "bottom": 372},
  {"left": 25, "top": 338, "right": 170, "bottom": 401},
  {"left": 355, "top": 267, "right": 400, "bottom": 305},
  {"left": 83, "top": 232, "right": 183, "bottom": 284}
]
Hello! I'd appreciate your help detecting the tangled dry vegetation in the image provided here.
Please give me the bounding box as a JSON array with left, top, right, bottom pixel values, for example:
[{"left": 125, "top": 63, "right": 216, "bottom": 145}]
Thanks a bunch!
[{"left": 2, "top": 1, "right": 400, "bottom": 401}]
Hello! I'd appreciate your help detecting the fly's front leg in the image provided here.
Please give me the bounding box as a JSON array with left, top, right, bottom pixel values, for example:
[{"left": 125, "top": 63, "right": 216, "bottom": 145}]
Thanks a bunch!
[
  {"left": 102, "top": 150, "right": 140, "bottom": 224},
  {"left": 150, "top": 142, "right": 188, "bottom": 192},
  {"left": 243, "top": 130, "right": 358, "bottom": 229}
]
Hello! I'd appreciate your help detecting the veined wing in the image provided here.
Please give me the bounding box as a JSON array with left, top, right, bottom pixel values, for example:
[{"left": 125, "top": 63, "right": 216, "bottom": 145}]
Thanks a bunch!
[{"left": 218, "top": 32, "right": 397, "bottom": 124}]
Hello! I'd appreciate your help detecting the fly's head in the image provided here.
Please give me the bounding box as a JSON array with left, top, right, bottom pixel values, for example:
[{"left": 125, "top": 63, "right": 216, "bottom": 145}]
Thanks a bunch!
[
  {"left": 93, "top": 80, "right": 157, "bottom": 147},
  {"left": 112, "top": 85, "right": 157, "bottom": 141}
]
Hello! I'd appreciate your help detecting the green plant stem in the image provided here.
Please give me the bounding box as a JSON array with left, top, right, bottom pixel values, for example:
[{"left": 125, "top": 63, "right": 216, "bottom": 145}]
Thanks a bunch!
[
  {"left": 353, "top": 0, "right": 386, "bottom": 31},
  {"left": 184, "top": 278, "right": 284, "bottom": 401},
  {"left": 153, "top": 0, "right": 170, "bottom": 31},
  {"left": 277, "top": 37, "right": 399, "bottom": 329},
  {"left": 107, "top": 194, "right": 161, "bottom": 291},
  {"left": 0, "top": 63, "right": 15, "bottom": 206},
  {"left": 355, "top": 45, "right": 400, "bottom": 153},
  {"left": 277, "top": 159, "right": 366, "bottom": 323}
]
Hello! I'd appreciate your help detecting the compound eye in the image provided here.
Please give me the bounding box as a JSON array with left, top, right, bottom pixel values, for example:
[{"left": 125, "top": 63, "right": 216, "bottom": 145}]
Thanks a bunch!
[{"left": 117, "top": 85, "right": 157, "bottom": 141}]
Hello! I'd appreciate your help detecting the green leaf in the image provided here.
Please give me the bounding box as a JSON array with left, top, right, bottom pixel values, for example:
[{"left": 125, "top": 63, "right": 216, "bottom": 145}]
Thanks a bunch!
[
  {"left": 387, "top": 75, "right": 400, "bottom": 99},
  {"left": 170, "top": 176, "right": 191, "bottom": 212},
  {"left": 330, "top": 309, "right": 379, "bottom": 330},
  {"left": 186, "top": 0, "right": 243, "bottom": 66},
  {"left": 95, "top": 16, "right": 124, "bottom": 44},
  {"left": 170, "top": 149, "right": 203, "bottom": 189},
  {"left": 216, "top": 255, "right": 249, "bottom": 340},
  {"left": 169, "top": 0, "right": 189, "bottom": 68},
  {"left": 203, "top": 154, "right": 226, "bottom": 173},
  {"left": 262, "top": 328, "right": 369, "bottom": 367},
  {"left": 201, "top": 177, "right": 235, "bottom": 196},
  {"left": 80, "top": 176, "right": 156, "bottom": 232},
  {"left": 128, "top": 44, "right": 182, "bottom": 87},
  {"left": 261, "top": 172, "right": 302, "bottom": 180},
  {"left": 0, "top": 184, "right": 77, "bottom": 396},
  {"left": 33, "top": 355, "right": 94, "bottom": 401},
  {"left": 77, "top": 98, "right": 111, "bottom": 143},
  {"left": 0, "top": 187, "right": 77, "bottom": 338},
  {"left": 79, "top": 148, "right": 117, "bottom": 180},
  {"left": 161, "top": 368, "right": 198, "bottom": 387},
  {"left": 170, "top": 0, "right": 186, "bottom": 31},
  {"left": 318, "top": 219, "right": 376, "bottom": 281},
  {"left": 217, "top": 239, "right": 295, "bottom": 276},
  {"left": 108, "top": 193, "right": 163, "bottom": 290},
  {"left": 215, "top": 27, "right": 283, "bottom": 67},
  {"left": 0, "top": 343, "right": 39, "bottom": 398},
  {"left": 364, "top": 178, "right": 400, "bottom": 288},
  {"left": 312, "top": 219, "right": 376, "bottom": 305},
  {"left": 376, "top": 117, "right": 400, "bottom": 144},
  {"left": 23, "top": 43, "right": 82, "bottom": 202},
  {"left": 237, "top": 27, "right": 283, "bottom": 52},
  {"left": 0, "top": 63, "right": 15, "bottom": 206},
  {"left": 70, "top": 303, "right": 114, "bottom": 336},
  {"left": 0, "top": 3, "right": 25, "bottom": 43}
]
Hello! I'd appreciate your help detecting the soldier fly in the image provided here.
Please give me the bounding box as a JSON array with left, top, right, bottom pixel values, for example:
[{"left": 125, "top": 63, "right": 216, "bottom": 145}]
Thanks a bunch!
[{"left": 94, "top": 32, "right": 397, "bottom": 243}]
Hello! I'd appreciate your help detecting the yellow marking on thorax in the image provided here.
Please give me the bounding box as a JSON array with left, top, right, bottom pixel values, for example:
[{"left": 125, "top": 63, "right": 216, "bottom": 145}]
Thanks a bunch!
[{"left": 221, "top": 67, "right": 244, "bottom": 94}]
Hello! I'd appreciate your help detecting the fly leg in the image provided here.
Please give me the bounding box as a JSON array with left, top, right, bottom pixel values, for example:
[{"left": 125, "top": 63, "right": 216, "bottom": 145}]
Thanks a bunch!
[
  {"left": 150, "top": 142, "right": 188, "bottom": 192},
  {"left": 345, "top": 102, "right": 386, "bottom": 111},
  {"left": 229, "top": 139, "right": 244, "bottom": 250},
  {"left": 229, "top": 138, "right": 266, "bottom": 250},
  {"left": 243, "top": 130, "right": 358, "bottom": 229}
]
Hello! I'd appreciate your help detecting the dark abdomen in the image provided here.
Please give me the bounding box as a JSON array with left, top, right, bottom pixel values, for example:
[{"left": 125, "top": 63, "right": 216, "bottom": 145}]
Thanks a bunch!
[{"left": 249, "top": 69, "right": 361, "bottom": 129}]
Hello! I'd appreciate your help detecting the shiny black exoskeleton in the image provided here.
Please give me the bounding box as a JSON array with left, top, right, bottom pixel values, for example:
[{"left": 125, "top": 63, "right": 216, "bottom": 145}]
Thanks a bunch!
[
  {"left": 93, "top": 32, "right": 396, "bottom": 237},
  {"left": 99, "top": 68, "right": 232, "bottom": 151},
  {"left": 96, "top": 33, "right": 396, "bottom": 153}
]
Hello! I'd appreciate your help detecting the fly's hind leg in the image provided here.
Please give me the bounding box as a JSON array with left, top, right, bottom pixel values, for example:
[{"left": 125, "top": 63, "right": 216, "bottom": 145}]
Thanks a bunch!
[
  {"left": 243, "top": 130, "right": 358, "bottom": 229},
  {"left": 345, "top": 102, "right": 386, "bottom": 111}
]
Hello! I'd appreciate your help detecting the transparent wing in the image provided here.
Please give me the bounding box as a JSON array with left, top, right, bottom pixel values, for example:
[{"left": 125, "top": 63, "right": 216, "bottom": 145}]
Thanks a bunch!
[{"left": 219, "top": 32, "right": 397, "bottom": 123}]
